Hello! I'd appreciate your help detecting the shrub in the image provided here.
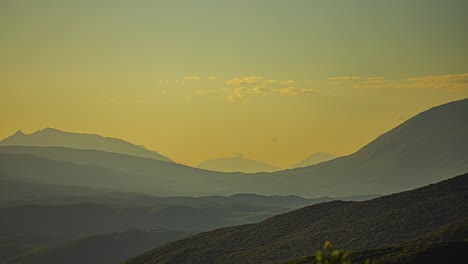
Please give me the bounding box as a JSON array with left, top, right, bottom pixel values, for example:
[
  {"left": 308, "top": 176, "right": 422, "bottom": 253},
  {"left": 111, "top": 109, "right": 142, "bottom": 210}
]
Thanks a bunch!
[{"left": 315, "top": 241, "right": 375, "bottom": 264}]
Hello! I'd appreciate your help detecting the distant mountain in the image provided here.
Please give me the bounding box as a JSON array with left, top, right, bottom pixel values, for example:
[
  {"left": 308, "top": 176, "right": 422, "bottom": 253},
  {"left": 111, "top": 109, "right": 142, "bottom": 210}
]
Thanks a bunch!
[
  {"left": 0, "top": 148, "right": 248, "bottom": 196},
  {"left": 0, "top": 200, "right": 287, "bottom": 238},
  {"left": 0, "top": 127, "right": 171, "bottom": 162},
  {"left": 125, "top": 173, "right": 468, "bottom": 264},
  {"left": 0, "top": 153, "right": 185, "bottom": 195},
  {"left": 1, "top": 99, "right": 466, "bottom": 197},
  {"left": 197, "top": 157, "right": 281, "bottom": 173},
  {"left": 209, "top": 98, "right": 468, "bottom": 197},
  {"left": 291, "top": 152, "right": 337, "bottom": 168},
  {"left": 228, "top": 193, "right": 334, "bottom": 208},
  {"left": 3, "top": 229, "right": 196, "bottom": 264}
]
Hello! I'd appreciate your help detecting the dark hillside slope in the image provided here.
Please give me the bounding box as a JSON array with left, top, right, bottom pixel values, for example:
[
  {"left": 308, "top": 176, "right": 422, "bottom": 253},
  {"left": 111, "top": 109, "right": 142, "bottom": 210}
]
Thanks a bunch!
[
  {"left": 4, "top": 230, "right": 196, "bottom": 264},
  {"left": 288, "top": 218, "right": 468, "bottom": 264},
  {"left": 126, "top": 173, "right": 468, "bottom": 264}
]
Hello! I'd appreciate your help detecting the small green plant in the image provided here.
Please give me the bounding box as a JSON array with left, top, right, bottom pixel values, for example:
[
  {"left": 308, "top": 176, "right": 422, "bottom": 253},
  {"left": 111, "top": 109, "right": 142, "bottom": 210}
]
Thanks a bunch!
[
  {"left": 315, "top": 241, "right": 375, "bottom": 264},
  {"left": 315, "top": 241, "right": 351, "bottom": 264}
]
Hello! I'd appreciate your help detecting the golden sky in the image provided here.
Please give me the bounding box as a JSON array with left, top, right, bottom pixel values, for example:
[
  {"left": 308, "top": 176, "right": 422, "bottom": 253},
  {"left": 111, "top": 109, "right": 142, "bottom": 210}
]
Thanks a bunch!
[{"left": 1, "top": 0, "right": 467, "bottom": 167}]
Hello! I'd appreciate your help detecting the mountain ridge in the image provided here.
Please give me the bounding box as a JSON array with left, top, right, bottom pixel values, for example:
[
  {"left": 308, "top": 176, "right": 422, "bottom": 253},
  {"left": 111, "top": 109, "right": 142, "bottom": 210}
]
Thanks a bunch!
[
  {"left": 0, "top": 127, "right": 171, "bottom": 162},
  {"left": 197, "top": 157, "right": 282, "bottom": 173},
  {"left": 291, "top": 152, "right": 338, "bottom": 168}
]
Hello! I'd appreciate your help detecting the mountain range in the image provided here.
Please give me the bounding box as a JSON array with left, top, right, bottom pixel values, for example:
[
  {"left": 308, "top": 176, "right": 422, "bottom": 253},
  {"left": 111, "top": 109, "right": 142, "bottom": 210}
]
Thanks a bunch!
[
  {"left": 0, "top": 99, "right": 467, "bottom": 197},
  {"left": 0, "top": 128, "right": 171, "bottom": 162},
  {"left": 197, "top": 157, "right": 282, "bottom": 173},
  {"left": 0, "top": 99, "right": 466, "bottom": 263}
]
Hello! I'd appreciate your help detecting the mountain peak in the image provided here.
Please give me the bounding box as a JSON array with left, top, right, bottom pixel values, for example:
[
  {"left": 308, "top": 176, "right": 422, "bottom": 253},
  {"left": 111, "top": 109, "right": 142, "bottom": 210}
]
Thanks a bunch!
[
  {"left": 41, "top": 127, "right": 61, "bottom": 132},
  {"left": 13, "top": 130, "right": 25, "bottom": 136},
  {"left": 36, "top": 127, "right": 64, "bottom": 134},
  {"left": 0, "top": 128, "right": 172, "bottom": 162}
]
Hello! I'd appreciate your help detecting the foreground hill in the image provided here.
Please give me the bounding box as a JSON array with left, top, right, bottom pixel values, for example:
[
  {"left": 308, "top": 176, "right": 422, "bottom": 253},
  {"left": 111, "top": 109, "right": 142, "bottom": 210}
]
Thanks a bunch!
[
  {"left": 289, "top": 218, "right": 468, "bottom": 264},
  {"left": 197, "top": 157, "right": 281, "bottom": 173},
  {"left": 3, "top": 229, "right": 196, "bottom": 264},
  {"left": 0, "top": 127, "right": 171, "bottom": 162},
  {"left": 126, "top": 173, "right": 468, "bottom": 264},
  {"left": 290, "top": 152, "right": 337, "bottom": 168}
]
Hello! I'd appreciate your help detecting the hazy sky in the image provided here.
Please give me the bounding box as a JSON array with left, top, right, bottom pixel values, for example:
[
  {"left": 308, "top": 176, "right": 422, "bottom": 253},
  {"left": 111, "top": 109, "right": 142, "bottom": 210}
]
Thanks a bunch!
[{"left": 1, "top": 0, "right": 467, "bottom": 167}]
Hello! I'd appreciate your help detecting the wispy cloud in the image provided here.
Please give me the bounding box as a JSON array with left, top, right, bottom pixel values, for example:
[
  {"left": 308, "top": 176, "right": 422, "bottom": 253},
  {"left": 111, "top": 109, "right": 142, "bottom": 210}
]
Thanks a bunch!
[
  {"left": 280, "top": 80, "right": 295, "bottom": 86},
  {"left": 328, "top": 76, "right": 385, "bottom": 82},
  {"left": 207, "top": 76, "right": 218, "bottom": 81},
  {"left": 159, "top": 80, "right": 170, "bottom": 85},
  {"left": 184, "top": 76, "right": 201, "bottom": 81},
  {"left": 278, "top": 87, "right": 317, "bottom": 95},
  {"left": 227, "top": 76, "right": 262, "bottom": 85},
  {"left": 329, "top": 73, "right": 468, "bottom": 91},
  {"left": 405, "top": 73, "right": 468, "bottom": 91},
  {"left": 226, "top": 76, "right": 276, "bottom": 86},
  {"left": 225, "top": 87, "right": 246, "bottom": 103}
]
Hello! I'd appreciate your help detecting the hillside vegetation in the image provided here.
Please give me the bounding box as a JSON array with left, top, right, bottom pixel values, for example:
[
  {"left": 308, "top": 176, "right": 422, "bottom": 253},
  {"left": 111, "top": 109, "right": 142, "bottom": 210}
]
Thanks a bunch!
[{"left": 126, "top": 173, "right": 468, "bottom": 264}]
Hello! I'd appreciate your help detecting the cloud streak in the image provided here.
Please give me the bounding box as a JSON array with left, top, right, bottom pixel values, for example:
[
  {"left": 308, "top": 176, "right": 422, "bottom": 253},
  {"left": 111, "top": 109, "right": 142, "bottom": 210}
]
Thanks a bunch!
[
  {"left": 329, "top": 73, "right": 468, "bottom": 91},
  {"left": 278, "top": 87, "right": 317, "bottom": 95},
  {"left": 226, "top": 76, "right": 276, "bottom": 86},
  {"left": 184, "top": 76, "right": 201, "bottom": 81}
]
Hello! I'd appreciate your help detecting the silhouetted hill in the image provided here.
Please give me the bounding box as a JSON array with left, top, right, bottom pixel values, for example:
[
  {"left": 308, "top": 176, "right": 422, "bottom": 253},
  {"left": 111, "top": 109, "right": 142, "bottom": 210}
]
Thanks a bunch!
[
  {"left": 215, "top": 99, "right": 468, "bottom": 196},
  {"left": 1, "top": 99, "right": 466, "bottom": 197},
  {"left": 0, "top": 153, "right": 185, "bottom": 195},
  {"left": 0, "top": 127, "right": 171, "bottom": 162},
  {"left": 0, "top": 179, "right": 373, "bottom": 210},
  {"left": 291, "top": 152, "right": 337, "bottom": 168},
  {"left": 126, "top": 173, "right": 468, "bottom": 264},
  {"left": 197, "top": 157, "right": 282, "bottom": 173},
  {"left": 0, "top": 148, "right": 244, "bottom": 196},
  {"left": 3, "top": 229, "right": 196, "bottom": 264},
  {"left": 228, "top": 194, "right": 334, "bottom": 208},
  {"left": 0, "top": 199, "right": 294, "bottom": 239}
]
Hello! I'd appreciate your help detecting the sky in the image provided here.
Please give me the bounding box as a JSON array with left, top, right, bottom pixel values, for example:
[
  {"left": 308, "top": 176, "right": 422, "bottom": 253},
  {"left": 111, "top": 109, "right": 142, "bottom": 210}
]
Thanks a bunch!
[{"left": 1, "top": 0, "right": 467, "bottom": 168}]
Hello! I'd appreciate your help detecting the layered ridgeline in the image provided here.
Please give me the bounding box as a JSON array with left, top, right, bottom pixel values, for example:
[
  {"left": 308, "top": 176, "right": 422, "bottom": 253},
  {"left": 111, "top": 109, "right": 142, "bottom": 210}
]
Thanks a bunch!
[
  {"left": 2, "top": 229, "right": 196, "bottom": 264},
  {"left": 197, "top": 157, "right": 282, "bottom": 173},
  {"left": 0, "top": 182, "right": 351, "bottom": 264},
  {"left": 0, "top": 127, "right": 171, "bottom": 162},
  {"left": 126, "top": 173, "right": 468, "bottom": 264},
  {"left": 0, "top": 149, "right": 241, "bottom": 196},
  {"left": 290, "top": 152, "right": 337, "bottom": 168},
  {"left": 0, "top": 180, "right": 349, "bottom": 209},
  {"left": 0, "top": 99, "right": 467, "bottom": 196}
]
